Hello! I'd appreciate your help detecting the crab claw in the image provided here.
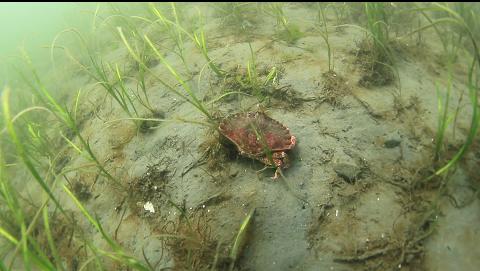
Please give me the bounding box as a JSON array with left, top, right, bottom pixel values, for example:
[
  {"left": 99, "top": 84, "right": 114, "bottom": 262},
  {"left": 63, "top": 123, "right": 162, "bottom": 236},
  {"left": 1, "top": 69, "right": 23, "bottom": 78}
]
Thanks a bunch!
[
  {"left": 272, "top": 167, "right": 282, "bottom": 180},
  {"left": 290, "top": 135, "right": 297, "bottom": 147}
]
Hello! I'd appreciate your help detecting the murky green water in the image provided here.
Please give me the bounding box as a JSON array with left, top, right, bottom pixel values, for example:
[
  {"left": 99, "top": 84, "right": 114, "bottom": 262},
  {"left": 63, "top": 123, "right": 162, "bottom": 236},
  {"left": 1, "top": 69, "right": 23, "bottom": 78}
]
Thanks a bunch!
[{"left": 1, "top": 3, "right": 479, "bottom": 271}]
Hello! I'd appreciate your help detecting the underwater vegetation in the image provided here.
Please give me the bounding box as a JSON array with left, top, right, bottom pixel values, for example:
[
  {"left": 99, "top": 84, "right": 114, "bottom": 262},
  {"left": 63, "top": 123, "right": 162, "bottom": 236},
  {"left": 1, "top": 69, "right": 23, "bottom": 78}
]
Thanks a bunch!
[{"left": 0, "top": 2, "right": 480, "bottom": 270}]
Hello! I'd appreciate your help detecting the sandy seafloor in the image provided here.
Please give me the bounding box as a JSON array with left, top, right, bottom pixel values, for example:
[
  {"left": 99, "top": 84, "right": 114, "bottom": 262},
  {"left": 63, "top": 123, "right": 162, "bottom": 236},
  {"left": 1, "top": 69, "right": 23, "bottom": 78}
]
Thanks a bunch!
[{"left": 8, "top": 3, "right": 480, "bottom": 271}]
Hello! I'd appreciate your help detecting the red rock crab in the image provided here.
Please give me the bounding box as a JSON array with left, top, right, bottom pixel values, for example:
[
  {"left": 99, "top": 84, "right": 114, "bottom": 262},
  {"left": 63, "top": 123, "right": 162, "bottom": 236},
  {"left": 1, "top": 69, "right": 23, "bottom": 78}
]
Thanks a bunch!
[{"left": 218, "top": 111, "right": 296, "bottom": 179}]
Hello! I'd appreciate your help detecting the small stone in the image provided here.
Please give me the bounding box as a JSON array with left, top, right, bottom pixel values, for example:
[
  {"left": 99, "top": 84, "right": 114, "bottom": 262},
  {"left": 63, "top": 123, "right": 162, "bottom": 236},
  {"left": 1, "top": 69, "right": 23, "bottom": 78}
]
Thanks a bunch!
[
  {"left": 334, "top": 163, "right": 361, "bottom": 183},
  {"left": 384, "top": 139, "right": 401, "bottom": 148},
  {"left": 140, "top": 110, "right": 165, "bottom": 133},
  {"left": 230, "top": 171, "right": 239, "bottom": 178}
]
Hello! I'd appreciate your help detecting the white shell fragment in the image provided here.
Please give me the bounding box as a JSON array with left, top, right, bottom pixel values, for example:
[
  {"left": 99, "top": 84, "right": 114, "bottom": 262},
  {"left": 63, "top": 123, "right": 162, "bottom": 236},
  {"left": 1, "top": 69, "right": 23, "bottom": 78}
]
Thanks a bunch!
[{"left": 143, "top": 201, "right": 155, "bottom": 213}]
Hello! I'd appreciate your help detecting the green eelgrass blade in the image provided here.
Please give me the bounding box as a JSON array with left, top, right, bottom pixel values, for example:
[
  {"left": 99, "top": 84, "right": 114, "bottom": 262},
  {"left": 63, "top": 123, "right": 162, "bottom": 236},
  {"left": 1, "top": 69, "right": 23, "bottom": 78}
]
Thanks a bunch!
[
  {"left": 410, "top": 3, "right": 480, "bottom": 178},
  {"left": 0, "top": 226, "right": 55, "bottom": 270},
  {"left": 0, "top": 147, "right": 23, "bottom": 228},
  {"left": 206, "top": 91, "right": 251, "bottom": 105},
  {"left": 114, "top": 63, "right": 139, "bottom": 118},
  {"left": 42, "top": 207, "right": 63, "bottom": 270},
  {"left": 20, "top": 69, "right": 119, "bottom": 184},
  {"left": 20, "top": 49, "right": 72, "bottom": 122},
  {"left": 398, "top": 17, "right": 460, "bottom": 42},
  {"left": 317, "top": 3, "right": 333, "bottom": 71},
  {"left": 0, "top": 106, "right": 50, "bottom": 135},
  {"left": 2, "top": 123, "right": 60, "bottom": 270},
  {"left": 434, "top": 64, "right": 454, "bottom": 161},
  {"left": 0, "top": 137, "right": 26, "bottom": 270},
  {"left": 1, "top": 88, "right": 64, "bottom": 213},
  {"left": 229, "top": 208, "right": 255, "bottom": 271},
  {"left": 337, "top": 23, "right": 401, "bottom": 92},
  {"left": 247, "top": 43, "right": 263, "bottom": 101},
  {"left": 264, "top": 67, "right": 278, "bottom": 86},
  {"left": 20, "top": 223, "right": 30, "bottom": 271},
  {"left": 62, "top": 184, "right": 150, "bottom": 271},
  {"left": 62, "top": 186, "right": 107, "bottom": 239},
  {"left": 25, "top": 234, "right": 57, "bottom": 270},
  {"left": 434, "top": 59, "right": 479, "bottom": 176},
  {"left": 103, "top": 116, "right": 213, "bottom": 129},
  {"left": 77, "top": 255, "right": 101, "bottom": 271},
  {"left": 51, "top": 27, "right": 142, "bottom": 121},
  {"left": 365, "top": 3, "right": 389, "bottom": 45},
  {"left": 118, "top": 27, "right": 213, "bottom": 121},
  {"left": 148, "top": 3, "right": 225, "bottom": 76},
  {"left": 148, "top": 3, "right": 190, "bottom": 71},
  {"left": 1, "top": 117, "right": 61, "bottom": 270},
  {"left": 144, "top": 34, "right": 213, "bottom": 119},
  {"left": 248, "top": 122, "right": 275, "bottom": 168},
  {"left": 193, "top": 29, "right": 226, "bottom": 77},
  {"left": 25, "top": 78, "right": 118, "bottom": 183},
  {"left": 0, "top": 226, "right": 18, "bottom": 245}
]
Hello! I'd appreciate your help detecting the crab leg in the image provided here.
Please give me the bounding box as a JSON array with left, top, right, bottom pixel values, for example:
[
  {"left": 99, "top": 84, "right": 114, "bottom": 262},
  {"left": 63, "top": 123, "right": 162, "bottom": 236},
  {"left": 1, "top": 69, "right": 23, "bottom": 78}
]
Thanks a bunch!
[
  {"left": 272, "top": 167, "right": 283, "bottom": 180},
  {"left": 256, "top": 166, "right": 271, "bottom": 174}
]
